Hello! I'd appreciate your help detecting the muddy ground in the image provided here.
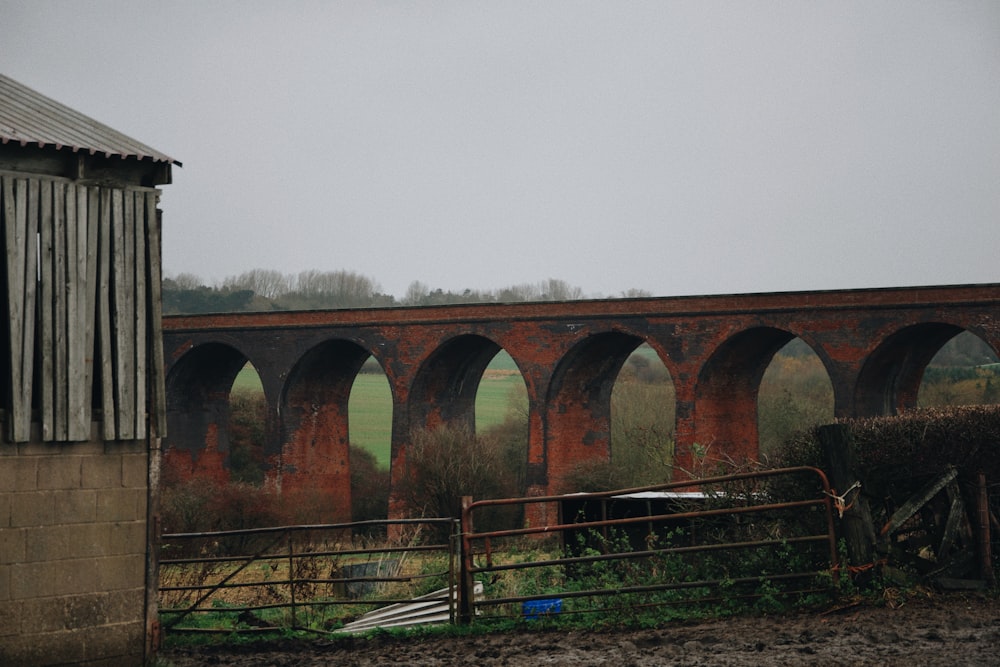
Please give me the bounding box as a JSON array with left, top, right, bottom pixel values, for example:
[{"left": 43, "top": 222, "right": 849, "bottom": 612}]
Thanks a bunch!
[{"left": 159, "top": 592, "right": 1000, "bottom": 666}]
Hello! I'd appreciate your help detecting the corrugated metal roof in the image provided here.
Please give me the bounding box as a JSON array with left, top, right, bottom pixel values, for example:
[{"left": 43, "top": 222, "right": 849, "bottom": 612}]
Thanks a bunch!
[{"left": 0, "top": 73, "right": 180, "bottom": 166}]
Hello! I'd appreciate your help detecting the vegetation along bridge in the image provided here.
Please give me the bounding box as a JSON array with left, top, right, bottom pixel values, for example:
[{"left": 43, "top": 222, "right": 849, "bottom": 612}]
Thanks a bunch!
[{"left": 161, "top": 283, "right": 1000, "bottom": 523}]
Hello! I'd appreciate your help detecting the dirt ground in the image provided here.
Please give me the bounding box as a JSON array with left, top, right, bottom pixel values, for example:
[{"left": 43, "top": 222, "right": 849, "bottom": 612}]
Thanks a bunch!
[{"left": 159, "top": 592, "right": 1000, "bottom": 666}]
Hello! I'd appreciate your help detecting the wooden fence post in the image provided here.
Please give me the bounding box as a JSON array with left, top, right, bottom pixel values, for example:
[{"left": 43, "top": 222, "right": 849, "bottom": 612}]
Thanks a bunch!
[
  {"left": 458, "top": 496, "right": 475, "bottom": 625},
  {"left": 977, "top": 473, "right": 996, "bottom": 588},
  {"left": 817, "top": 424, "right": 878, "bottom": 580}
]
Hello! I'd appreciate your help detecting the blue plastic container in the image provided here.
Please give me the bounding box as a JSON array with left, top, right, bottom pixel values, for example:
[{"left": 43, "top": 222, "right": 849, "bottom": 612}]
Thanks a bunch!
[{"left": 522, "top": 598, "right": 563, "bottom": 620}]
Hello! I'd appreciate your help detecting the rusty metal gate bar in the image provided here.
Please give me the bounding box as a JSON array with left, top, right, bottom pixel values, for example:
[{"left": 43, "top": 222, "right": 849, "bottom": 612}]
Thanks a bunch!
[
  {"left": 459, "top": 466, "right": 839, "bottom": 624},
  {"left": 158, "top": 517, "right": 456, "bottom": 634}
]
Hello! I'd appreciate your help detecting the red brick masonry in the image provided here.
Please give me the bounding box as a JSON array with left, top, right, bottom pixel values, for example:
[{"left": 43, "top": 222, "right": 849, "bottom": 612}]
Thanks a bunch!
[{"left": 162, "top": 284, "right": 1000, "bottom": 523}]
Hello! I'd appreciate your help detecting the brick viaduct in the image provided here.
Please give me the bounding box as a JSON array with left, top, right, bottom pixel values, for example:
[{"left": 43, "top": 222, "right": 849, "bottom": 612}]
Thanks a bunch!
[{"left": 161, "top": 284, "right": 1000, "bottom": 523}]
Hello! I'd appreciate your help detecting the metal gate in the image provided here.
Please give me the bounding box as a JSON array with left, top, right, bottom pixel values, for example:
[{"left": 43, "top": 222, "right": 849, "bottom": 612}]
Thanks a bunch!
[
  {"left": 157, "top": 467, "right": 839, "bottom": 635},
  {"left": 158, "top": 518, "right": 457, "bottom": 634},
  {"left": 458, "top": 466, "right": 839, "bottom": 624}
]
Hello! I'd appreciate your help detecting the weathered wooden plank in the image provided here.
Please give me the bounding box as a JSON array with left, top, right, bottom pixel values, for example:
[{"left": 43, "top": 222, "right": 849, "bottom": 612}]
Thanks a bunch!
[
  {"left": 53, "top": 182, "right": 69, "bottom": 441},
  {"left": 880, "top": 466, "right": 958, "bottom": 537},
  {"left": 937, "top": 480, "right": 965, "bottom": 561},
  {"left": 64, "top": 183, "right": 91, "bottom": 440},
  {"left": 19, "top": 178, "right": 39, "bottom": 442},
  {"left": 133, "top": 189, "right": 147, "bottom": 437},
  {"left": 112, "top": 188, "right": 133, "bottom": 439},
  {"left": 82, "top": 186, "right": 100, "bottom": 436},
  {"left": 98, "top": 188, "right": 116, "bottom": 440},
  {"left": 147, "top": 197, "right": 167, "bottom": 437},
  {"left": 39, "top": 178, "right": 54, "bottom": 440},
  {"left": 65, "top": 183, "right": 83, "bottom": 440},
  {"left": 4, "top": 178, "right": 24, "bottom": 437},
  {"left": 2, "top": 176, "right": 165, "bottom": 442},
  {"left": 120, "top": 189, "right": 136, "bottom": 439},
  {"left": 2, "top": 178, "right": 18, "bottom": 436},
  {"left": 976, "top": 474, "right": 995, "bottom": 586},
  {"left": 1, "top": 178, "right": 15, "bottom": 433},
  {"left": 64, "top": 184, "right": 77, "bottom": 434},
  {"left": 2, "top": 176, "right": 26, "bottom": 440}
]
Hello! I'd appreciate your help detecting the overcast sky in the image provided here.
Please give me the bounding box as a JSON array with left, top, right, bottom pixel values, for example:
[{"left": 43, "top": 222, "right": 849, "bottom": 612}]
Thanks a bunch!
[{"left": 3, "top": 1, "right": 999, "bottom": 299}]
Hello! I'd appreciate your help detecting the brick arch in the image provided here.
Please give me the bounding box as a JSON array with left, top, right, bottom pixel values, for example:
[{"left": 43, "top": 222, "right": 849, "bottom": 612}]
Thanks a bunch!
[
  {"left": 163, "top": 342, "right": 251, "bottom": 485},
  {"left": 544, "top": 330, "right": 646, "bottom": 491},
  {"left": 276, "top": 338, "right": 382, "bottom": 521},
  {"left": 406, "top": 334, "right": 505, "bottom": 433},
  {"left": 389, "top": 333, "right": 518, "bottom": 518},
  {"left": 855, "top": 322, "right": 971, "bottom": 417},
  {"left": 629, "top": 337, "right": 682, "bottom": 389},
  {"left": 692, "top": 326, "right": 799, "bottom": 468},
  {"left": 755, "top": 335, "right": 836, "bottom": 452}
]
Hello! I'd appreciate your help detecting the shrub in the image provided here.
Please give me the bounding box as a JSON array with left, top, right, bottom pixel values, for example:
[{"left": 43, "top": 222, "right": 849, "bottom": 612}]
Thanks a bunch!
[
  {"left": 845, "top": 405, "right": 1000, "bottom": 493},
  {"left": 559, "top": 459, "right": 631, "bottom": 493},
  {"left": 160, "top": 476, "right": 217, "bottom": 534},
  {"left": 396, "top": 424, "right": 521, "bottom": 531},
  {"left": 610, "top": 377, "right": 675, "bottom": 486},
  {"left": 228, "top": 391, "right": 267, "bottom": 485},
  {"left": 159, "top": 476, "right": 284, "bottom": 535},
  {"left": 206, "top": 481, "right": 285, "bottom": 531},
  {"left": 773, "top": 405, "right": 1000, "bottom": 492},
  {"left": 350, "top": 444, "right": 390, "bottom": 524}
]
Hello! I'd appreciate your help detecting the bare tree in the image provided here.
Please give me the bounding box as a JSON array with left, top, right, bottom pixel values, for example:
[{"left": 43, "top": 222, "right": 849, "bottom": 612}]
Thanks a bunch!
[
  {"left": 290, "top": 269, "right": 383, "bottom": 307},
  {"left": 402, "top": 280, "right": 430, "bottom": 306},
  {"left": 620, "top": 288, "right": 653, "bottom": 298},
  {"left": 224, "top": 269, "right": 291, "bottom": 300},
  {"left": 539, "top": 278, "right": 584, "bottom": 301},
  {"left": 170, "top": 272, "right": 205, "bottom": 290},
  {"left": 396, "top": 424, "right": 517, "bottom": 522}
]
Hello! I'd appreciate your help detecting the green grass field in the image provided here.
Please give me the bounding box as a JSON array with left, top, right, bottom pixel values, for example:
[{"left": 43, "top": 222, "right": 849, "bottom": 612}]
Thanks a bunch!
[
  {"left": 347, "top": 374, "right": 393, "bottom": 465},
  {"left": 346, "top": 367, "right": 527, "bottom": 467}
]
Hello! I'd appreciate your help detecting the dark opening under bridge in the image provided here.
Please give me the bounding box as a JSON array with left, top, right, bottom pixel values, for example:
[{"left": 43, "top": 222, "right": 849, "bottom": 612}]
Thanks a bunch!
[{"left": 162, "top": 283, "right": 1000, "bottom": 523}]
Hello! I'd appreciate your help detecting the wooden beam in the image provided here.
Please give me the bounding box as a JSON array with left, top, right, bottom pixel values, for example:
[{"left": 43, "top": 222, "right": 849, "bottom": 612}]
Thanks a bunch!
[
  {"left": 977, "top": 473, "right": 996, "bottom": 587},
  {"left": 112, "top": 188, "right": 131, "bottom": 438},
  {"left": 20, "top": 179, "right": 38, "bottom": 442},
  {"left": 2, "top": 177, "right": 23, "bottom": 439},
  {"left": 2, "top": 176, "right": 32, "bottom": 441},
  {"left": 119, "top": 189, "right": 135, "bottom": 439},
  {"left": 938, "top": 480, "right": 966, "bottom": 561},
  {"left": 53, "top": 182, "right": 70, "bottom": 441},
  {"left": 82, "top": 186, "right": 100, "bottom": 435},
  {"left": 133, "top": 189, "right": 147, "bottom": 438},
  {"left": 147, "top": 199, "right": 166, "bottom": 438},
  {"left": 40, "top": 179, "right": 54, "bottom": 440},
  {"left": 880, "top": 466, "right": 958, "bottom": 537},
  {"left": 98, "top": 187, "right": 115, "bottom": 439},
  {"left": 65, "top": 183, "right": 83, "bottom": 440}
]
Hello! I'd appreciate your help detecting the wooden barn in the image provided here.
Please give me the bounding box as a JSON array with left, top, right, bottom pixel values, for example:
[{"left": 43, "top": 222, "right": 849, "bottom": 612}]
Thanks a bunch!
[{"left": 0, "top": 74, "right": 178, "bottom": 665}]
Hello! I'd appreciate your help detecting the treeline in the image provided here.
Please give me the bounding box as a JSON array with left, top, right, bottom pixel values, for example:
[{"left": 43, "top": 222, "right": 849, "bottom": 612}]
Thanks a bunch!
[{"left": 162, "top": 269, "right": 650, "bottom": 315}]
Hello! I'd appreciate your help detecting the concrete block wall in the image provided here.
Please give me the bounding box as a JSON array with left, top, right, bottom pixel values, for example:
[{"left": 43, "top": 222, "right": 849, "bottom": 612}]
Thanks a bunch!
[{"left": 0, "top": 435, "right": 149, "bottom": 666}]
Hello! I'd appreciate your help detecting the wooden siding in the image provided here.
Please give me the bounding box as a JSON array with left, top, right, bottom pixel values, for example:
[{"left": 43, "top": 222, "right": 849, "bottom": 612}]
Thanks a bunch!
[{"left": 0, "top": 171, "right": 165, "bottom": 442}]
